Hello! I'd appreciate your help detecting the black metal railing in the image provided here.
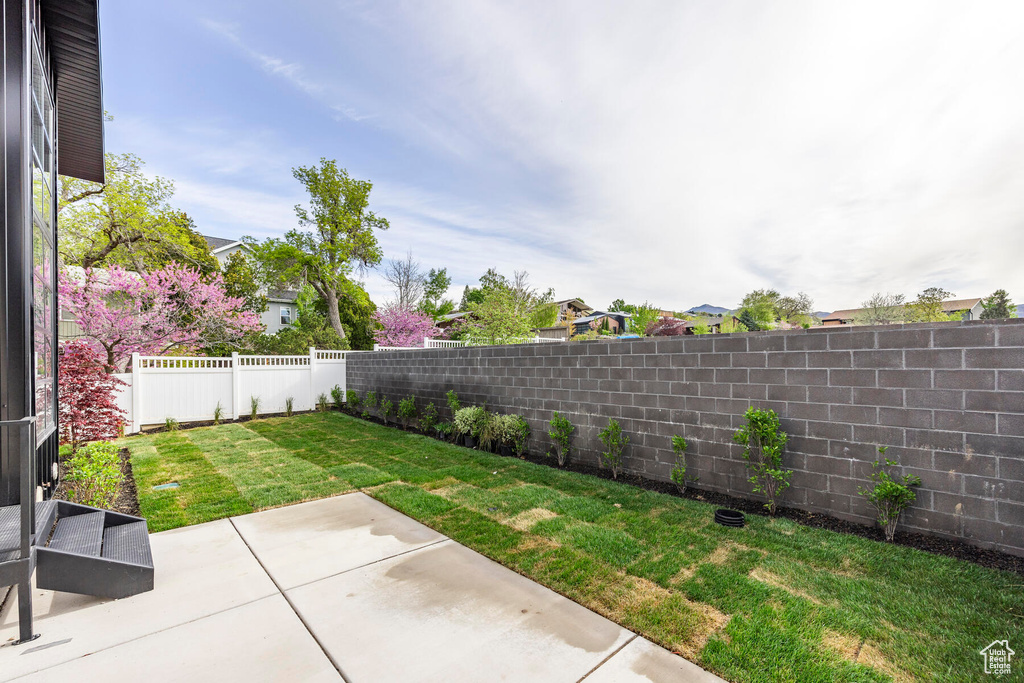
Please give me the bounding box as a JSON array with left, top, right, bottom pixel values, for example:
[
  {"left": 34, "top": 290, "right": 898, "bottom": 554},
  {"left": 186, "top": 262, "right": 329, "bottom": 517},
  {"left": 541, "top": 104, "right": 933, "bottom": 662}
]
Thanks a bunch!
[{"left": 0, "top": 417, "right": 38, "bottom": 644}]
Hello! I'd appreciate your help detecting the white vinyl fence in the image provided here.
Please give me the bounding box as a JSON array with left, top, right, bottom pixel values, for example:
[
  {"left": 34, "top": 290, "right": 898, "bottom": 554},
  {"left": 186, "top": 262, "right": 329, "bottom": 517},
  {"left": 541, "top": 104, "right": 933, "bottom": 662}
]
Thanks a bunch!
[{"left": 116, "top": 348, "right": 351, "bottom": 433}]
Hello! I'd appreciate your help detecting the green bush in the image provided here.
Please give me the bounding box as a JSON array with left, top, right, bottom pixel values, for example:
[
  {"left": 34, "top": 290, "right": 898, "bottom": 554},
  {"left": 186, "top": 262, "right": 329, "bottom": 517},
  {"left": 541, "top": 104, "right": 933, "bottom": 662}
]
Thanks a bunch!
[
  {"left": 330, "top": 385, "right": 344, "bottom": 409},
  {"left": 419, "top": 402, "right": 439, "bottom": 433},
  {"left": 379, "top": 397, "right": 393, "bottom": 425},
  {"left": 454, "top": 406, "right": 488, "bottom": 441},
  {"left": 285, "top": 396, "right": 294, "bottom": 417},
  {"left": 64, "top": 441, "right": 123, "bottom": 509},
  {"left": 435, "top": 421, "right": 454, "bottom": 440},
  {"left": 670, "top": 435, "right": 688, "bottom": 492},
  {"left": 364, "top": 391, "right": 378, "bottom": 415},
  {"left": 250, "top": 396, "right": 261, "bottom": 420},
  {"left": 446, "top": 389, "right": 461, "bottom": 415},
  {"left": 548, "top": 412, "right": 575, "bottom": 466},
  {"left": 598, "top": 419, "right": 628, "bottom": 479},
  {"left": 317, "top": 393, "right": 330, "bottom": 412},
  {"left": 859, "top": 448, "right": 922, "bottom": 542},
  {"left": 733, "top": 407, "right": 791, "bottom": 515},
  {"left": 493, "top": 414, "right": 530, "bottom": 456},
  {"left": 345, "top": 390, "right": 361, "bottom": 412},
  {"left": 398, "top": 396, "right": 417, "bottom": 428},
  {"left": 213, "top": 402, "right": 224, "bottom": 425},
  {"left": 165, "top": 417, "right": 179, "bottom": 432}
]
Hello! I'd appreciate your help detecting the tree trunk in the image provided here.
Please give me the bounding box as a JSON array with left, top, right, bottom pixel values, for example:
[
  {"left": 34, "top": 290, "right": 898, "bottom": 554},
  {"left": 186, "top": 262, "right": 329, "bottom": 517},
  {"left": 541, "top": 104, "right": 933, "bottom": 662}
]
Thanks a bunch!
[{"left": 325, "top": 288, "right": 347, "bottom": 340}]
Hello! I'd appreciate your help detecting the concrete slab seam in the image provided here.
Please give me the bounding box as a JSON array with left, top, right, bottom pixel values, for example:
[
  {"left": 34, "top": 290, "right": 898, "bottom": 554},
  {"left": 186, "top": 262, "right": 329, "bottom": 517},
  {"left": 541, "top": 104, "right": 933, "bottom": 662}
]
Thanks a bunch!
[{"left": 575, "top": 633, "right": 638, "bottom": 682}]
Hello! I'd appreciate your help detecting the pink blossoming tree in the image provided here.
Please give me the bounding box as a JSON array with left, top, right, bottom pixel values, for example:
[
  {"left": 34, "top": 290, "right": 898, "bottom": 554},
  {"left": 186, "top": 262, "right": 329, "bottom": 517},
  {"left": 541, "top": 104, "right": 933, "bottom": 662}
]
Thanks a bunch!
[
  {"left": 373, "top": 304, "right": 445, "bottom": 348},
  {"left": 59, "top": 263, "right": 262, "bottom": 371}
]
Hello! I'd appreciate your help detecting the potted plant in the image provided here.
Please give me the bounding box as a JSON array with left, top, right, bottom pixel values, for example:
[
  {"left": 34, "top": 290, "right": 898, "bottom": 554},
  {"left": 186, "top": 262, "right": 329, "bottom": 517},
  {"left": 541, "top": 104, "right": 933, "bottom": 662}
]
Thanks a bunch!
[
  {"left": 435, "top": 421, "right": 454, "bottom": 441},
  {"left": 454, "top": 406, "right": 486, "bottom": 448}
]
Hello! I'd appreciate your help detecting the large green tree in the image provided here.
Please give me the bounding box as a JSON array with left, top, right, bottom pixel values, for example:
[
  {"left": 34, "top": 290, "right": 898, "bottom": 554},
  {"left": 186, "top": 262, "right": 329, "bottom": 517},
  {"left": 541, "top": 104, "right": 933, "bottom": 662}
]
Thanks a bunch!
[
  {"left": 419, "top": 268, "right": 455, "bottom": 319},
  {"left": 461, "top": 269, "right": 552, "bottom": 343},
  {"left": 250, "top": 158, "right": 388, "bottom": 341},
  {"left": 906, "top": 287, "right": 958, "bottom": 323},
  {"left": 222, "top": 251, "right": 267, "bottom": 315},
  {"left": 980, "top": 289, "right": 1016, "bottom": 319},
  {"left": 738, "top": 289, "right": 781, "bottom": 329},
  {"left": 59, "top": 153, "right": 218, "bottom": 273}
]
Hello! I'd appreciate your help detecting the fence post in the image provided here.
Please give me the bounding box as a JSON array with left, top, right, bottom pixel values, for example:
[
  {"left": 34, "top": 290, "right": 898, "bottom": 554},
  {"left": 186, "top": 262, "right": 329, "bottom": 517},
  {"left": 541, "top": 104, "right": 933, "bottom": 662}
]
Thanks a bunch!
[
  {"left": 424, "top": 337, "right": 432, "bottom": 349},
  {"left": 130, "top": 353, "right": 141, "bottom": 434},
  {"left": 231, "top": 352, "right": 241, "bottom": 420},
  {"left": 309, "top": 347, "right": 317, "bottom": 409}
]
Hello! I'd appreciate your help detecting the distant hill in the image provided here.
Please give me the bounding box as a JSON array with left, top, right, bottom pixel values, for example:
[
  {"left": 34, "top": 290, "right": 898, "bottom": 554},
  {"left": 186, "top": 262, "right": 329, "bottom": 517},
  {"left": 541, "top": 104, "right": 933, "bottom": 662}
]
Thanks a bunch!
[
  {"left": 1018, "top": 303, "right": 1024, "bottom": 318},
  {"left": 687, "top": 304, "right": 730, "bottom": 315},
  {"left": 813, "top": 311, "right": 832, "bottom": 319}
]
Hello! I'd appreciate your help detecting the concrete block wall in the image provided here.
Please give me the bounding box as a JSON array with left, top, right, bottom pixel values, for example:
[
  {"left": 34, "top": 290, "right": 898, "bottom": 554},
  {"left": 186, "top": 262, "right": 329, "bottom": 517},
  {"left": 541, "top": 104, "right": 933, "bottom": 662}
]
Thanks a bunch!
[{"left": 347, "top": 320, "right": 1024, "bottom": 557}]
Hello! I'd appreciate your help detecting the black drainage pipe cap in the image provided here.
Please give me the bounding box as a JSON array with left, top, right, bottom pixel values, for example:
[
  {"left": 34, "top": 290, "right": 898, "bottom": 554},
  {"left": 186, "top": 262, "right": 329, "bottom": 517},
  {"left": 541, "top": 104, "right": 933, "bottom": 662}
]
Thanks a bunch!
[{"left": 714, "top": 509, "right": 745, "bottom": 527}]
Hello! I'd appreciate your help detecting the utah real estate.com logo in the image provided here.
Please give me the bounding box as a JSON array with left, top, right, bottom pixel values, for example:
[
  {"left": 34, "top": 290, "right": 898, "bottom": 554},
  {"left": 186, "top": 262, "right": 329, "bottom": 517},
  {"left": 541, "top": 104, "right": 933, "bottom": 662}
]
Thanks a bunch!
[{"left": 980, "top": 640, "right": 1014, "bottom": 676}]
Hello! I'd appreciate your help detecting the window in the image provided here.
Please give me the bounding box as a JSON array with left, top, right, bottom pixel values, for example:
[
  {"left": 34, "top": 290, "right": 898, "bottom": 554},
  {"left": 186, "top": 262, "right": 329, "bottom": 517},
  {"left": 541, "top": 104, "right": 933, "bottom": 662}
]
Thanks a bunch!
[
  {"left": 280, "top": 307, "right": 292, "bottom": 326},
  {"left": 30, "top": 34, "right": 55, "bottom": 442}
]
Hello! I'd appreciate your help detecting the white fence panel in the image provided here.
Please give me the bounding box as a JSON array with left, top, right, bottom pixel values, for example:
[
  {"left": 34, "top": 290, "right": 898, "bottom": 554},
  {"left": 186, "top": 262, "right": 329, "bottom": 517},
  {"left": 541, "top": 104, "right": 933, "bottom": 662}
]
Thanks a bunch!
[
  {"left": 119, "top": 348, "right": 347, "bottom": 433},
  {"left": 238, "top": 359, "right": 312, "bottom": 415},
  {"left": 313, "top": 350, "right": 347, "bottom": 402}
]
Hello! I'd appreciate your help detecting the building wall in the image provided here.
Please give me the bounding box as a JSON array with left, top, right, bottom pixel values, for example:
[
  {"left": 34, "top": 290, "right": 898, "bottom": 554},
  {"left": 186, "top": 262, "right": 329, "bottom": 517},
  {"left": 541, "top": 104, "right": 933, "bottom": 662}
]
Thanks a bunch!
[
  {"left": 261, "top": 300, "right": 294, "bottom": 335},
  {"left": 347, "top": 320, "right": 1024, "bottom": 557}
]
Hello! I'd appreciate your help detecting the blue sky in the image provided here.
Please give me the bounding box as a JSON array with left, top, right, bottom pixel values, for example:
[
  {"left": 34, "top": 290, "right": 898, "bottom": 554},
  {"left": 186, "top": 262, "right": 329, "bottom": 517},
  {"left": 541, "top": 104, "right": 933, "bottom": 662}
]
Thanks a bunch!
[{"left": 100, "top": 1, "right": 1024, "bottom": 312}]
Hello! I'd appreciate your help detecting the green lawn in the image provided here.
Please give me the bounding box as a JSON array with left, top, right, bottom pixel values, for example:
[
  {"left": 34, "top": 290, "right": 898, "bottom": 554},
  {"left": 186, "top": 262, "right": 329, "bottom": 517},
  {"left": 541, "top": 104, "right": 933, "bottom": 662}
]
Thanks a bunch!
[{"left": 125, "top": 412, "right": 1023, "bottom": 682}]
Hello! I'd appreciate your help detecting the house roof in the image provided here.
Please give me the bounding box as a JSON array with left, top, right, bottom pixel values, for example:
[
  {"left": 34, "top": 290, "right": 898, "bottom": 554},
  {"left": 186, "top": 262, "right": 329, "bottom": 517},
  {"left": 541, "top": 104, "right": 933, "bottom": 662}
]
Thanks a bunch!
[
  {"left": 573, "top": 311, "right": 632, "bottom": 325},
  {"left": 267, "top": 289, "right": 298, "bottom": 303},
  {"left": 203, "top": 235, "right": 242, "bottom": 252},
  {"left": 43, "top": 0, "right": 106, "bottom": 183},
  {"left": 555, "top": 298, "right": 589, "bottom": 308},
  {"left": 823, "top": 298, "right": 983, "bottom": 321}
]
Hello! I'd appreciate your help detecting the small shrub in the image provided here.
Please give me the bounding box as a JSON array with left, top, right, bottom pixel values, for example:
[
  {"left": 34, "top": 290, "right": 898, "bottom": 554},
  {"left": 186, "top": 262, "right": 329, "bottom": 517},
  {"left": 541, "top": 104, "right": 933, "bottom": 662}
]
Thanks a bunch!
[
  {"left": 64, "top": 441, "right": 123, "bottom": 509},
  {"left": 548, "top": 412, "right": 575, "bottom": 466},
  {"left": 58, "top": 340, "right": 127, "bottom": 451},
  {"left": 446, "top": 389, "right": 461, "bottom": 416},
  {"left": 213, "top": 402, "right": 224, "bottom": 425},
  {"left": 250, "top": 396, "right": 261, "bottom": 420},
  {"left": 379, "top": 397, "right": 393, "bottom": 425},
  {"left": 364, "top": 391, "right": 378, "bottom": 416},
  {"left": 454, "top": 406, "right": 487, "bottom": 442},
  {"left": 493, "top": 414, "right": 530, "bottom": 456},
  {"left": 436, "top": 421, "right": 454, "bottom": 440},
  {"left": 346, "top": 390, "right": 361, "bottom": 413},
  {"left": 859, "top": 448, "right": 922, "bottom": 542},
  {"left": 398, "top": 396, "right": 417, "bottom": 428},
  {"left": 479, "top": 411, "right": 502, "bottom": 451},
  {"left": 670, "top": 435, "right": 689, "bottom": 492},
  {"left": 419, "top": 402, "right": 439, "bottom": 433},
  {"left": 285, "top": 396, "right": 294, "bottom": 417},
  {"left": 317, "top": 393, "right": 330, "bottom": 412},
  {"left": 509, "top": 415, "right": 530, "bottom": 457},
  {"left": 165, "top": 417, "right": 179, "bottom": 432},
  {"left": 330, "top": 385, "right": 345, "bottom": 410},
  {"left": 598, "top": 419, "right": 628, "bottom": 479},
  {"left": 733, "top": 407, "right": 791, "bottom": 515}
]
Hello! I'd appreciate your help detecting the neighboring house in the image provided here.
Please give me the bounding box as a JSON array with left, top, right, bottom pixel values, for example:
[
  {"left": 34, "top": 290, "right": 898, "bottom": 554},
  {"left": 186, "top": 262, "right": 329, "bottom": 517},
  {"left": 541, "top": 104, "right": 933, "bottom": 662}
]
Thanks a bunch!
[
  {"left": 572, "top": 311, "right": 631, "bottom": 335},
  {"left": 203, "top": 235, "right": 245, "bottom": 269},
  {"left": 263, "top": 289, "right": 299, "bottom": 335},
  {"left": 648, "top": 316, "right": 740, "bottom": 336},
  {"left": 554, "top": 298, "right": 593, "bottom": 322},
  {"left": 437, "top": 311, "right": 471, "bottom": 330},
  {"left": 822, "top": 298, "right": 984, "bottom": 326},
  {"left": 202, "top": 235, "right": 300, "bottom": 335}
]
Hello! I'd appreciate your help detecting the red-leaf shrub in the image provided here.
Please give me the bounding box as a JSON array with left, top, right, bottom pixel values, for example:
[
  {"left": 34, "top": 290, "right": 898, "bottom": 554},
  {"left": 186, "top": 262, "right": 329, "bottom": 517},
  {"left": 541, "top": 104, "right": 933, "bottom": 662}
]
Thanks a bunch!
[{"left": 58, "top": 340, "right": 127, "bottom": 450}]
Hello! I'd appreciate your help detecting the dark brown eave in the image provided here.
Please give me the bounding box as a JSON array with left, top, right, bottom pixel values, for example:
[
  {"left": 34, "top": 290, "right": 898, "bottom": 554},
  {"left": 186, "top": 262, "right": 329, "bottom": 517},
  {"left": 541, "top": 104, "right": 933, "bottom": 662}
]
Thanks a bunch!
[{"left": 42, "top": 0, "right": 104, "bottom": 183}]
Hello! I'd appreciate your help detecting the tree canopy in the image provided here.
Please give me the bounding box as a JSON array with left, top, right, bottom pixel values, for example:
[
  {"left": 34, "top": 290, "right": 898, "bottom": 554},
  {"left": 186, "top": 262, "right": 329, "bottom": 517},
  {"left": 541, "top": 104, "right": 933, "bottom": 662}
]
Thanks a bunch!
[
  {"left": 250, "top": 158, "right": 388, "bottom": 341},
  {"left": 59, "top": 153, "right": 218, "bottom": 273},
  {"left": 980, "top": 289, "right": 1016, "bottom": 319}
]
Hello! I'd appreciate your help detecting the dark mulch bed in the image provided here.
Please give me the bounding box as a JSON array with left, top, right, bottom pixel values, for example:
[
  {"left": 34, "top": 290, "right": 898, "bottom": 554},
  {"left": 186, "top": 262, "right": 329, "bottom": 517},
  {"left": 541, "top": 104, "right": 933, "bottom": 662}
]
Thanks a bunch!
[
  {"left": 338, "top": 409, "right": 1024, "bottom": 575},
  {"left": 53, "top": 447, "right": 141, "bottom": 517}
]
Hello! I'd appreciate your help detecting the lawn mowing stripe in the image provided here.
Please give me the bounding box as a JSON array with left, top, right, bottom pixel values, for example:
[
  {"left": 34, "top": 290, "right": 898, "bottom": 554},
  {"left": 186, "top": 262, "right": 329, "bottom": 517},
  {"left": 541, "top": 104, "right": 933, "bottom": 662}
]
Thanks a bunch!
[
  {"left": 183, "top": 423, "right": 351, "bottom": 510},
  {"left": 123, "top": 432, "right": 253, "bottom": 533}
]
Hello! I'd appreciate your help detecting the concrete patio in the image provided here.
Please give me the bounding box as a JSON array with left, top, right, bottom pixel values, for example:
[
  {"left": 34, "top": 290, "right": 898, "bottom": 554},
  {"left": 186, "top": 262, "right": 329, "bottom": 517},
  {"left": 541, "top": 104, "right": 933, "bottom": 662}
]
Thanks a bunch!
[{"left": 0, "top": 493, "right": 723, "bottom": 682}]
